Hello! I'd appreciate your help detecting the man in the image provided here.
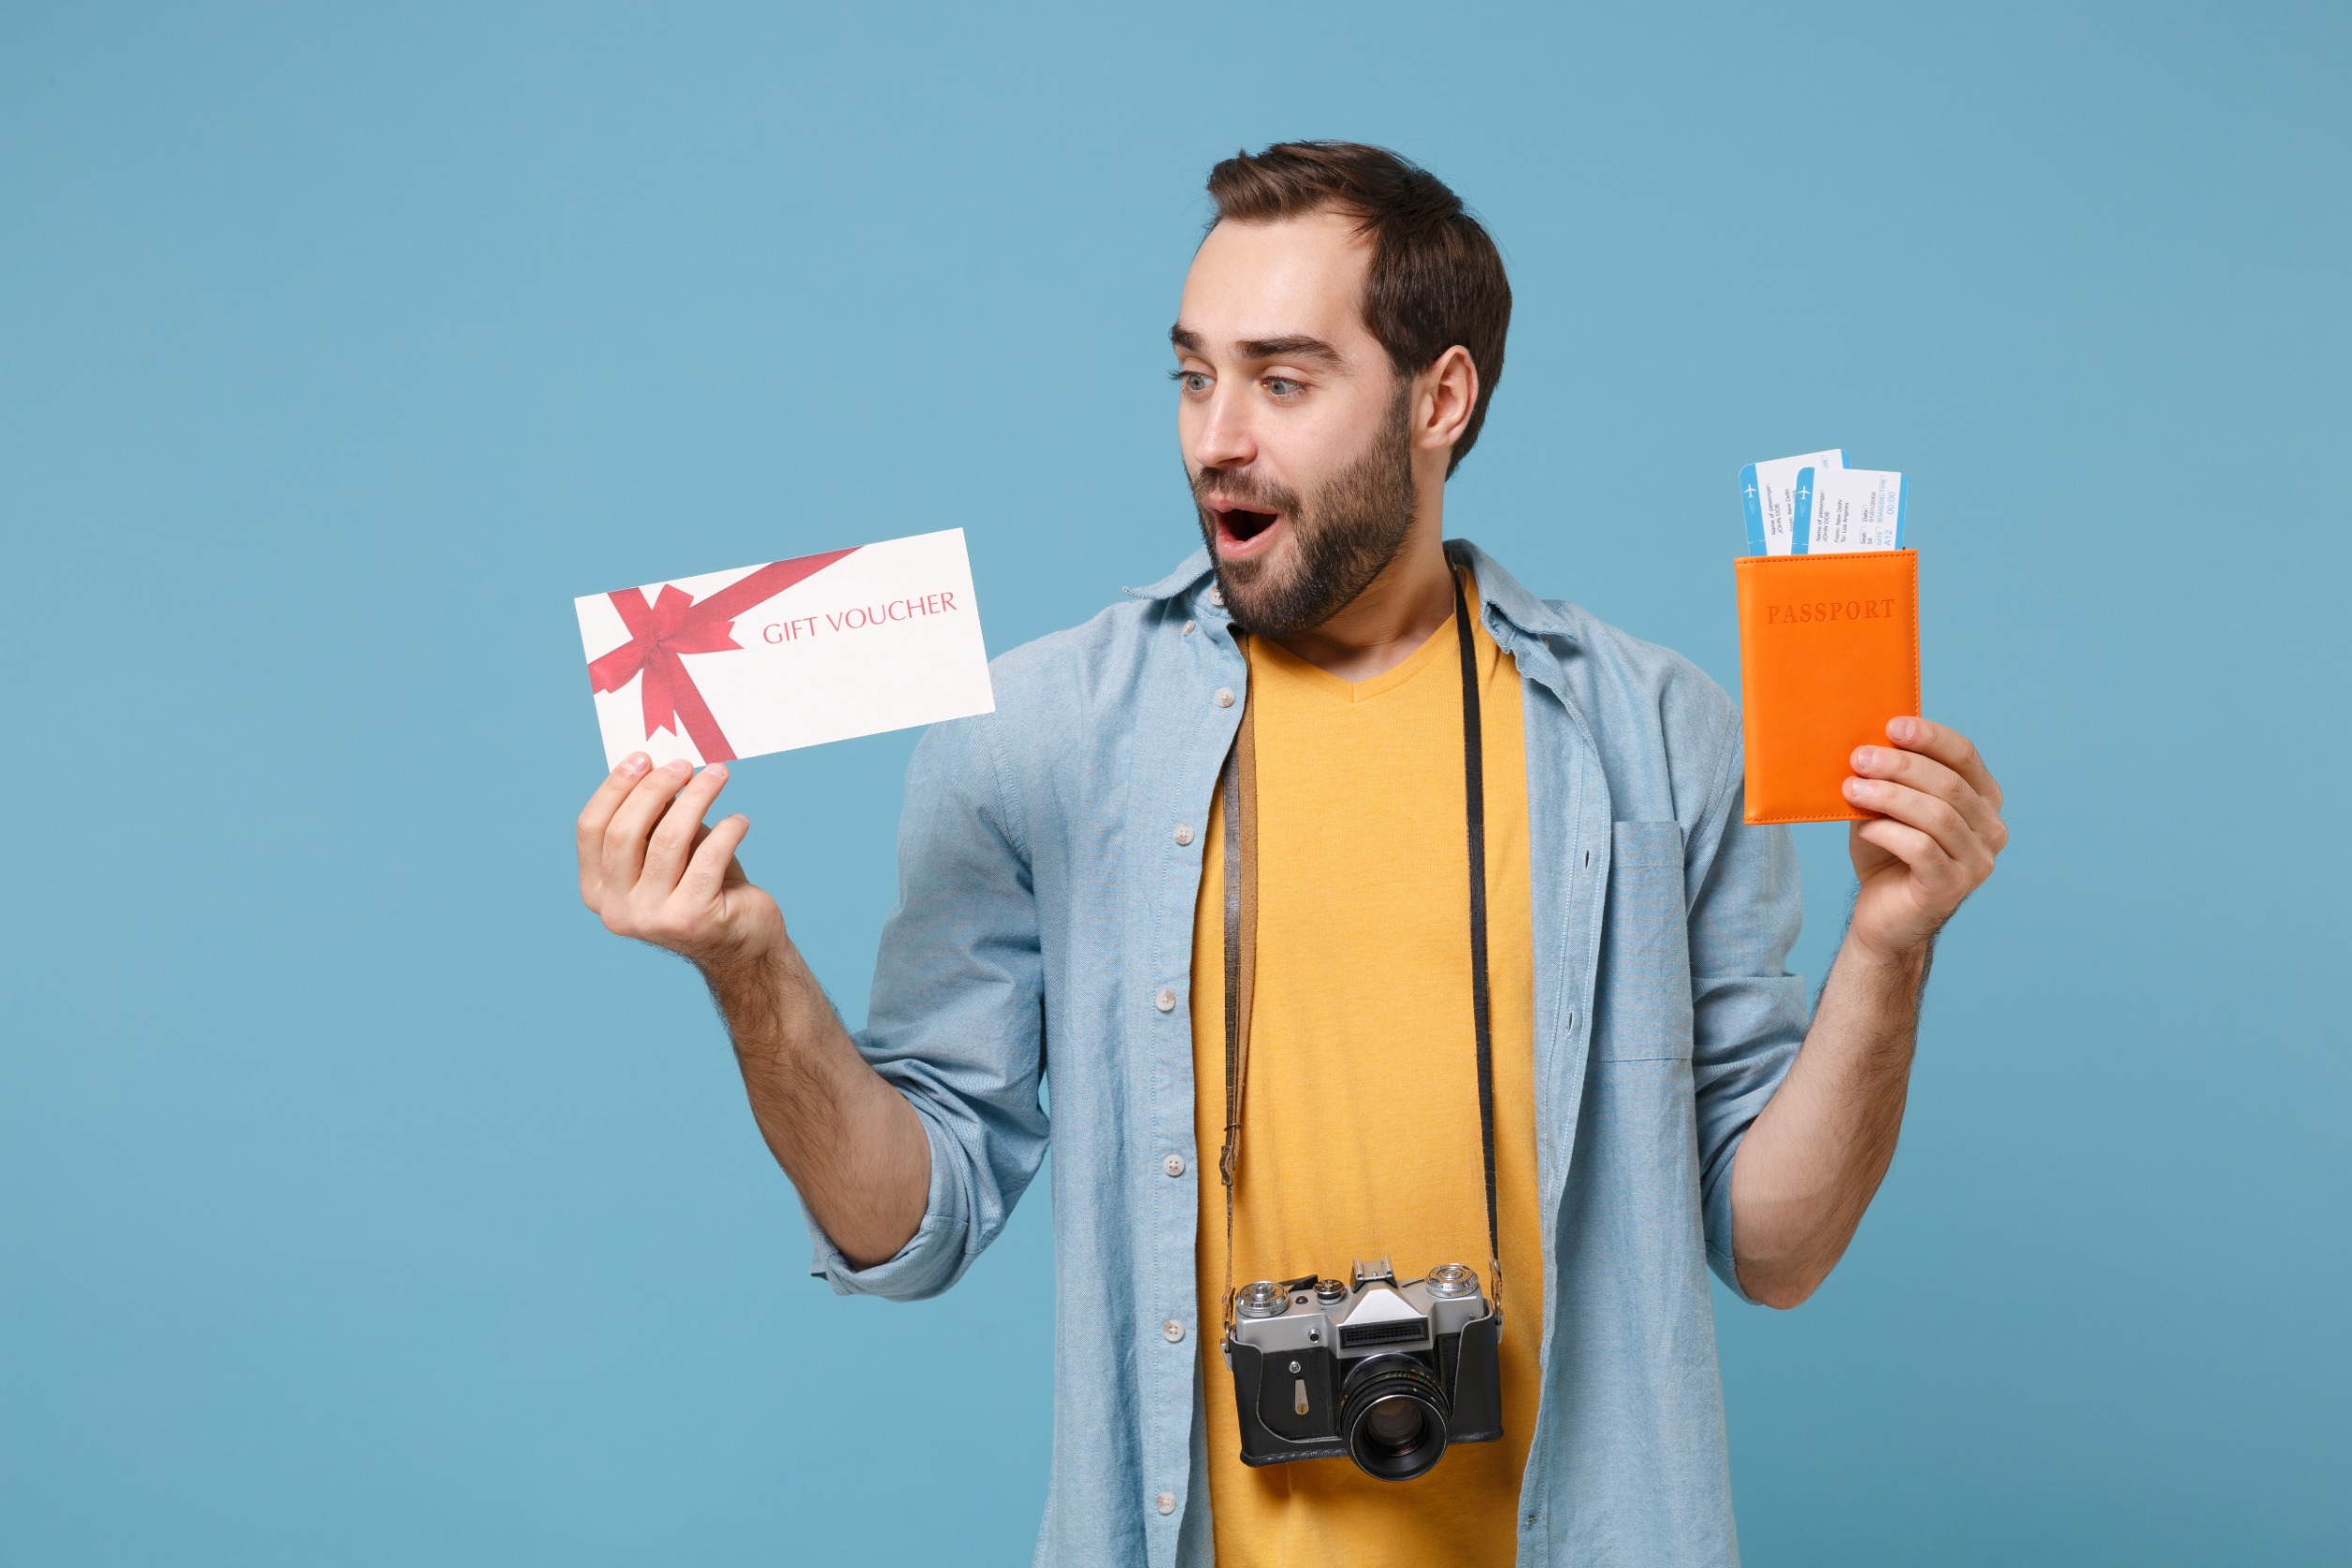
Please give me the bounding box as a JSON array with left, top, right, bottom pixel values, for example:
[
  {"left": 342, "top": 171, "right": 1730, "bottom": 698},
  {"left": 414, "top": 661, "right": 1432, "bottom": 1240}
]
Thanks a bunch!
[{"left": 575, "top": 143, "right": 2006, "bottom": 1565}]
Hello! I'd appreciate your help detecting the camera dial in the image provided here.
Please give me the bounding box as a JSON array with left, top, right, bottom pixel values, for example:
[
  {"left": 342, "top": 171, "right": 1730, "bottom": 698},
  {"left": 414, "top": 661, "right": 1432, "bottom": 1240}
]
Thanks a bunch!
[
  {"left": 1236, "top": 1280, "right": 1289, "bottom": 1319},
  {"left": 1425, "top": 1263, "right": 1479, "bottom": 1299}
]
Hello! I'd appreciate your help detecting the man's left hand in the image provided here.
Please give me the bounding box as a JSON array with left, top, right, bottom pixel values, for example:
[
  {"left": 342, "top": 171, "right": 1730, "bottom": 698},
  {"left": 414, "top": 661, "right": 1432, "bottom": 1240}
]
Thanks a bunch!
[{"left": 1842, "top": 716, "right": 2008, "bottom": 963}]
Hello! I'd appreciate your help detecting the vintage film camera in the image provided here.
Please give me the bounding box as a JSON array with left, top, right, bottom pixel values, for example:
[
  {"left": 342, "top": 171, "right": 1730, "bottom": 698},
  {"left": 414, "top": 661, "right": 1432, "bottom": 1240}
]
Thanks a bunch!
[{"left": 1222, "top": 1258, "right": 1502, "bottom": 1482}]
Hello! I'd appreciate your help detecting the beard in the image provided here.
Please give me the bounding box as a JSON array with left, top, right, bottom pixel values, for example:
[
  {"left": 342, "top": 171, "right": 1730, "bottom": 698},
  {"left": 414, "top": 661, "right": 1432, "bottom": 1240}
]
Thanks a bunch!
[{"left": 1192, "top": 384, "right": 1417, "bottom": 639}]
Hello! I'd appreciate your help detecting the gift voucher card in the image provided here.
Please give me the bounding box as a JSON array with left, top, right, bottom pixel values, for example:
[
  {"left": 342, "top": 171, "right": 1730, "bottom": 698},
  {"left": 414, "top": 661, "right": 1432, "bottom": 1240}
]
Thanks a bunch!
[
  {"left": 1741, "top": 449, "right": 1845, "bottom": 554},
  {"left": 575, "top": 528, "right": 994, "bottom": 769},
  {"left": 1794, "top": 466, "right": 1906, "bottom": 553}
]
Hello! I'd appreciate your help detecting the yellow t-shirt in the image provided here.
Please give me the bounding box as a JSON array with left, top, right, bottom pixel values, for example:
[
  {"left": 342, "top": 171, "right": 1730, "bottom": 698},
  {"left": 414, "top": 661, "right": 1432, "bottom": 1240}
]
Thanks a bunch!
[{"left": 1191, "top": 590, "right": 1542, "bottom": 1567}]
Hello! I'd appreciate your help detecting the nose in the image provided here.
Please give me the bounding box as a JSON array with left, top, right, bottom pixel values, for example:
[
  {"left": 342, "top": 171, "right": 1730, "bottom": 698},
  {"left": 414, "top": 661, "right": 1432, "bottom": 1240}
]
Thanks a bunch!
[{"left": 1190, "top": 383, "right": 1256, "bottom": 474}]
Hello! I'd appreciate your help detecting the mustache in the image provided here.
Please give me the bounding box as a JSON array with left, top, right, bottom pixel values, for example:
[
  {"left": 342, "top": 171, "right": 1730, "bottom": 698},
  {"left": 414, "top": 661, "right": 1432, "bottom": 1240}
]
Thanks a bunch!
[{"left": 1191, "top": 465, "right": 1300, "bottom": 516}]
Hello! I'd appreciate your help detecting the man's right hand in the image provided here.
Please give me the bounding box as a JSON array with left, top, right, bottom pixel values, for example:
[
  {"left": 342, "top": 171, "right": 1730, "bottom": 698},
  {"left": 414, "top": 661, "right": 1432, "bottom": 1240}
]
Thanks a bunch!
[{"left": 576, "top": 753, "right": 783, "bottom": 974}]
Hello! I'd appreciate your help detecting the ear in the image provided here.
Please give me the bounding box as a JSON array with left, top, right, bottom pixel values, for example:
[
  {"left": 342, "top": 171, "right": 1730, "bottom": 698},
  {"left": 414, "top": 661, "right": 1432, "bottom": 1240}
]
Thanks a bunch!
[{"left": 1411, "top": 345, "right": 1480, "bottom": 456}]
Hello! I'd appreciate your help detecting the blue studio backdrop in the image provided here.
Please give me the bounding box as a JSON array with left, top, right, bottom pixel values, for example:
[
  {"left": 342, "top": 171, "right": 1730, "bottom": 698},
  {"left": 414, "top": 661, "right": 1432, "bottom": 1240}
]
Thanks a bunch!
[{"left": 4, "top": 4, "right": 2345, "bottom": 1563}]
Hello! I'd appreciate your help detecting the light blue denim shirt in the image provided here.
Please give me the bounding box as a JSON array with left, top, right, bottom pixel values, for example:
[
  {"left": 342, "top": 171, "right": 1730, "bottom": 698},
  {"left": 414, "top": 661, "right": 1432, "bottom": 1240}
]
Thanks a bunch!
[{"left": 808, "top": 541, "right": 1807, "bottom": 1566}]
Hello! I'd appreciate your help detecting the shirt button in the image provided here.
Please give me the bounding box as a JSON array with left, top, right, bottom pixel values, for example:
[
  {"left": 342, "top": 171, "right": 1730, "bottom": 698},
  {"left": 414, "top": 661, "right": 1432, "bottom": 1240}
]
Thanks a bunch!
[
  {"left": 1155, "top": 988, "right": 1176, "bottom": 1013},
  {"left": 1173, "top": 822, "right": 1194, "bottom": 846},
  {"left": 1156, "top": 1491, "right": 1177, "bottom": 1515},
  {"left": 1163, "top": 1319, "right": 1185, "bottom": 1342},
  {"left": 1164, "top": 1153, "right": 1185, "bottom": 1178},
  {"left": 1214, "top": 686, "right": 1235, "bottom": 708},
  {"left": 1183, "top": 619, "right": 1197, "bottom": 636},
  {"left": 1207, "top": 586, "right": 1225, "bottom": 607}
]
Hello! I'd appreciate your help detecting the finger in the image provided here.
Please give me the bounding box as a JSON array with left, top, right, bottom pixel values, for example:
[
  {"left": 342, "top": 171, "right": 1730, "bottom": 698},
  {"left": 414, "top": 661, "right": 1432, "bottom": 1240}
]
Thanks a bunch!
[
  {"left": 1847, "top": 818, "right": 1896, "bottom": 870},
  {"left": 1885, "top": 716, "right": 2002, "bottom": 812},
  {"left": 600, "top": 757, "right": 694, "bottom": 896},
  {"left": 679, "top": 812, "right": 751, "bottom": 902},
  {"left": 1845, "top": 776, "right": 1989, "bottom": 879},
  {"left": 641, "top": 763, "right": 731, "bottom": 894},
  {"left": 1850, "top": 744, "right": 2004, "bottom": 850},
  {"left": 1853, "top": 814, "right": 1957, "bottom": 882},
  {"left": 577, "top": 753, "right": 653, "bottom": 906}
]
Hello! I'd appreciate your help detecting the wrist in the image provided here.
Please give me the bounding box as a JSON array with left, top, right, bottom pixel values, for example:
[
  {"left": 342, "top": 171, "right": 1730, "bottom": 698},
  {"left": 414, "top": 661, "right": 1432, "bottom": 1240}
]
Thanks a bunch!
[
  {"left": 695, "top": 928, "right": 802, "bottom": 1040},
  {"left": 686, "top": 896, "right": 788, "bottom": 983},
  {"left": 1839, "top": 925, "right": 1935, "bottom": 985}
]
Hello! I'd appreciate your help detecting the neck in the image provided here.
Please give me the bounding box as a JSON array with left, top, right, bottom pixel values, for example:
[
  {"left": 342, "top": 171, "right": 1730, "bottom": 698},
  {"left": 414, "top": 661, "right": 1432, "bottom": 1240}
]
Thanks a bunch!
[{"left": 1272, "top": 510, "right": 1455, "bottom": 682}]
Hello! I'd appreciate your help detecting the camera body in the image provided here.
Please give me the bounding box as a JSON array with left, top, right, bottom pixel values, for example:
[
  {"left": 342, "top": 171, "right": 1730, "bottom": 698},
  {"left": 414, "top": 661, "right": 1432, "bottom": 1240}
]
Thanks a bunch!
[{"left": 1222, "top": 1259, "right": 1502, "bottom": 1482}]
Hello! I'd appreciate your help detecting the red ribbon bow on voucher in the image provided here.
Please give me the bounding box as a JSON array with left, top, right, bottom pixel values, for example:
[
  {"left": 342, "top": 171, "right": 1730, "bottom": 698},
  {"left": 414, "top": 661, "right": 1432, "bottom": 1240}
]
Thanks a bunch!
[{"left": 586, "top": 549, "right": 855, "bottom": 762}]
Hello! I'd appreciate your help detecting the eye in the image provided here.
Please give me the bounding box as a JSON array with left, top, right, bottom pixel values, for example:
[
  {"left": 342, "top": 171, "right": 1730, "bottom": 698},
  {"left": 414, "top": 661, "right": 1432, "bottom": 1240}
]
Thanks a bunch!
[
  {"left": 1169, "top": 369, "right": 1212, "bottom": 394},
  {"left": 1263, "top": 376, "right": 1304, "bottom": 399}
]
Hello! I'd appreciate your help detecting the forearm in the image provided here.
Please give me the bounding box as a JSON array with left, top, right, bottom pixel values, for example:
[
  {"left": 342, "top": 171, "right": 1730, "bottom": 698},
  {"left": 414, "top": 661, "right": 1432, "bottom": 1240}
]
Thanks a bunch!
[
  {"left": 701, "top": 940, "right": 931, "bottom": 1270},
  {"left": 1728, "top": 932, "right": 1929, "bottom": 1306}
]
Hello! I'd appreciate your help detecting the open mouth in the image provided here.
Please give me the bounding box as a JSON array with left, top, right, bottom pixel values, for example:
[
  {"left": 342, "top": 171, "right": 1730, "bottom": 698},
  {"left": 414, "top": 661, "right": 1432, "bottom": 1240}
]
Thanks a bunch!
[{"left": 1209, "top": 501, "right": 1284, "bottom": 555}]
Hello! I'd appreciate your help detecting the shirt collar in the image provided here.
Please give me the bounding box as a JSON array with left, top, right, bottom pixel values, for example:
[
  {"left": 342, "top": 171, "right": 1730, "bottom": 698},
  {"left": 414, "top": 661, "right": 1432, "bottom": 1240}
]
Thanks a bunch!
[
  {"left": 1123, "top": 547, "right": 1215, "bottom": 603},
  {"left": 1447, "top": 538, "right": 1577, "bottom": 647}
]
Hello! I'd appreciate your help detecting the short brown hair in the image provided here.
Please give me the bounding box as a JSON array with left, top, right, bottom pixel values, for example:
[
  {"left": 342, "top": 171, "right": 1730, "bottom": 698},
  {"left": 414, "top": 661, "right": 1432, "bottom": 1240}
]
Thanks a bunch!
[{"left": 1206, "top": 141, "right": 1512, "bottom": 475}]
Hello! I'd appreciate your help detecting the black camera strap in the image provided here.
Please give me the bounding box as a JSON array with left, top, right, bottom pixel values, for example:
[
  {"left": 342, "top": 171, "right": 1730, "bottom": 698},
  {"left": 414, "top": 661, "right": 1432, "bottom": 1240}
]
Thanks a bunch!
[{"left": 1216, "top": 565, "right": 1502, "bottom": 1338}]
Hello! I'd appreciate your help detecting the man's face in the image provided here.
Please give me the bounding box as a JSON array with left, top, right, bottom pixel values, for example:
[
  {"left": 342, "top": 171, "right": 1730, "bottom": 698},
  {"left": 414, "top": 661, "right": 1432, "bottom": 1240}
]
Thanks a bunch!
[{"left": 1172, "top": 212, "right": 1417, "bottom": 637}]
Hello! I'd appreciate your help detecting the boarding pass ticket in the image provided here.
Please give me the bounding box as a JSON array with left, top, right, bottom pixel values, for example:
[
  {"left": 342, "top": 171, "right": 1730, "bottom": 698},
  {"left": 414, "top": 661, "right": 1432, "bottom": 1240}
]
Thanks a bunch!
[
  {"left": 1741, "top": 449, "right": 1843, "bottom": 553},
  {"left": 1741, "top": 450, "right": 1906, "bottom": 553}
]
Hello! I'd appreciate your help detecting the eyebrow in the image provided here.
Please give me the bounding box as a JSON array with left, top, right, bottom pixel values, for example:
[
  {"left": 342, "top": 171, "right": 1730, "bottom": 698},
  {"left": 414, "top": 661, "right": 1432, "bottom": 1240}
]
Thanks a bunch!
[
  {"left": 1168, "top": 325, "right": 1346, "bottom": 369},
  {"left": 1239, "top": 335, "right": 1343, "bottom": 367}
]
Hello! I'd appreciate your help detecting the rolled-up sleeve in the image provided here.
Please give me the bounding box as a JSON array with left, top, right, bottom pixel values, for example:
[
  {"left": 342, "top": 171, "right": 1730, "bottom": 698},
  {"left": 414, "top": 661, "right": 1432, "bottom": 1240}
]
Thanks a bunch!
[
  {"left": 1682, "top": 733, "right": 1809, "bottom": 1303},
  {"left": 806, "top": 709, "right": 1049, "bottom": 1301}
]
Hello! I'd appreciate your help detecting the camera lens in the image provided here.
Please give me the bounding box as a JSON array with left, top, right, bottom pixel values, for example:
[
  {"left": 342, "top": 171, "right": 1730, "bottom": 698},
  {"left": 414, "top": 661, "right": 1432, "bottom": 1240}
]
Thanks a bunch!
[
  {"left": 1363, "top": 1395, "right": 1429, "bottom": 1452},
  {"left": 1337, "top": 1354, "right": 1452, "bottom": 1482}
]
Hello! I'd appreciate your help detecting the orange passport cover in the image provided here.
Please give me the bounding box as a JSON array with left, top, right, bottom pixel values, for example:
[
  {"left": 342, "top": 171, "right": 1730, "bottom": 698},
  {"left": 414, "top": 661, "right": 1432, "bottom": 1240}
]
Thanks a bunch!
[{"left": 1735, "top": 550, "right": 1920, "bottom": 824}]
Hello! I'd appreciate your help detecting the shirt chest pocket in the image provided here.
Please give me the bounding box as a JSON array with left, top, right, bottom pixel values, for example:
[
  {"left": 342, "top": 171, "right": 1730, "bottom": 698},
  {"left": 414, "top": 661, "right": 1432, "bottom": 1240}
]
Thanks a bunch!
[{"left": 1590, "top": 820, "right": 1695, "bottom": 1063}]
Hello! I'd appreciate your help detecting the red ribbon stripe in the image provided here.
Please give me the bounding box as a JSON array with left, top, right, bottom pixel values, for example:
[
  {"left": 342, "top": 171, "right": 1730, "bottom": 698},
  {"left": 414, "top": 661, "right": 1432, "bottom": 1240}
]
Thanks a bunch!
[{"left": 585, "top": 548, "right": 858, "bottom": 761}]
